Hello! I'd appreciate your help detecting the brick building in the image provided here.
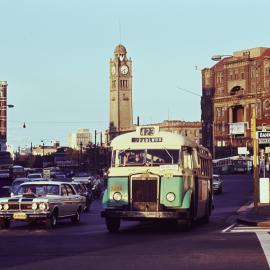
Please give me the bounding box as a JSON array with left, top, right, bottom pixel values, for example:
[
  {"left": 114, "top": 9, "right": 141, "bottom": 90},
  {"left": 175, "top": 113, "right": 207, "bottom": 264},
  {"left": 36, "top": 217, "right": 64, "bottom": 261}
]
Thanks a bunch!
[
  {"left": 157, "top": 120, "right": 201, "bottom": 144},
  {"left": 201, "top": 47, "right": 270, "bottom": 158}
]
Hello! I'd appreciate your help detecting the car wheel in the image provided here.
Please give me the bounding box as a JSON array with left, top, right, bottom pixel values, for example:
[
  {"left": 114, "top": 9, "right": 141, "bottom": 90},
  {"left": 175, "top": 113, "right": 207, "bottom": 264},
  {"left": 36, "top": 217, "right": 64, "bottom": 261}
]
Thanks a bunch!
[
  {"left": 0, "top": 219, "right": 10, "bottom": 229},
  {"left": 45, "top": 212, "right": 57, "bottom": 229},
  {"left": 71, "top": 209, "right": 81, "bottom": 224},
  {"left": 105, "top": 217, "right": 120, "bottom": 233},
  {"left": 84, "top": 199, "right": 90, "bottom": 212}
]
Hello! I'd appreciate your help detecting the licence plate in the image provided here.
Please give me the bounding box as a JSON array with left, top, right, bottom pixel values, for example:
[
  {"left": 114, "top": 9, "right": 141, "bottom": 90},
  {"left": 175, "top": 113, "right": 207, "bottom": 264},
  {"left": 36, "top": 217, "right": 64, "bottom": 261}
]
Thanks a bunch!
[{"left": 13, "top": 213, "right": 27, "bottom": 220}]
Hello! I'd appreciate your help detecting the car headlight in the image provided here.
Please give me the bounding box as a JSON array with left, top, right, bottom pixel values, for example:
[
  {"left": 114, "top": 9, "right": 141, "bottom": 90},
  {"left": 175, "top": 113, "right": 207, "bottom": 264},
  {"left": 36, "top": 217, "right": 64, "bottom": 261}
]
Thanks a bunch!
[
  {"left": 3, "top": 204, "right": 9, "bottom": 210},
  {"left": 166, "top": 192, "right": 176, "bottom": 202},
  {"left": 32, "top": 203, "right": 38, "bottom": 210},
  {"left": 39, "top": 203, "right": 46, "bottom": 211},
  {"left": 113, "top": 192, "right": 122, "bottom": 201},
  {"left": 0, "top": 204, "right": 2, "bottom": 210}
]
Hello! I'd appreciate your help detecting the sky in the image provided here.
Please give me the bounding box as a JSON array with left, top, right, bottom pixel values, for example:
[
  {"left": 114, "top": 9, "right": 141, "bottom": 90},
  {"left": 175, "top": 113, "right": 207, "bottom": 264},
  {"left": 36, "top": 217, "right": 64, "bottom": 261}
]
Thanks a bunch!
[{"left": 1, "top": 0, "right": 270, "bottom": 150}]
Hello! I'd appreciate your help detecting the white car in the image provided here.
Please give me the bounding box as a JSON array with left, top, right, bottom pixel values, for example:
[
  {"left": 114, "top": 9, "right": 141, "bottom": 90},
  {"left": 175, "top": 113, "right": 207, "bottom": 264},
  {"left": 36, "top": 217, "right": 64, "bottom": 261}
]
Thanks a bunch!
[{"left": 0, "top": 181, "right": 86, "bottom": 229}]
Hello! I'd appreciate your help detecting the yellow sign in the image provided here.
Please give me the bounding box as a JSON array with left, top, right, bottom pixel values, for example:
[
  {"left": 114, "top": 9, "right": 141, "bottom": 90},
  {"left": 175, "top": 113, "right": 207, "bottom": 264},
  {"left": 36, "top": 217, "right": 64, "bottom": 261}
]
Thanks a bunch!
[
  {"left": 13, "top": 213, "right": 27, "bottom": 220},
  {"left": 110, "top": 185, "right": 122, "bottom": 192}
]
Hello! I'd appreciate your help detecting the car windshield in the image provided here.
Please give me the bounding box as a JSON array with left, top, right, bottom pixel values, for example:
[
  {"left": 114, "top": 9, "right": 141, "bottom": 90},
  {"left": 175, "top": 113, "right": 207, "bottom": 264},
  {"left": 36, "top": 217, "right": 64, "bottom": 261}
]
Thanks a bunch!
[
  {"left": 115, "top": 149, "right": 179, "bottom": 167},
  {"left": 15, "top": 184, "right": 60, "bottom": 196}
]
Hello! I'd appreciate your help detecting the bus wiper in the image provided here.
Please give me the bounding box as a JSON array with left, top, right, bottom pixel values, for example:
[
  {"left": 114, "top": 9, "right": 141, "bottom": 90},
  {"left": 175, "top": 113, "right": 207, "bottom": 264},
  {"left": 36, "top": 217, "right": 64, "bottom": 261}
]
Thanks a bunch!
[{"left": 163, "top": 148, "right": 174, "bottom": 164}]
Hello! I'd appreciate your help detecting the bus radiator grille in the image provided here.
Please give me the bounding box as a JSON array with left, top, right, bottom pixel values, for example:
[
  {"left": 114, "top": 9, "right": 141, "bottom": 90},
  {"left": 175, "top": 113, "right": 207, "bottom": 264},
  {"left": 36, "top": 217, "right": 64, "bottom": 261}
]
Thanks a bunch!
[{"left": 131, "top": 179, "right": 158, "bottom": 211}]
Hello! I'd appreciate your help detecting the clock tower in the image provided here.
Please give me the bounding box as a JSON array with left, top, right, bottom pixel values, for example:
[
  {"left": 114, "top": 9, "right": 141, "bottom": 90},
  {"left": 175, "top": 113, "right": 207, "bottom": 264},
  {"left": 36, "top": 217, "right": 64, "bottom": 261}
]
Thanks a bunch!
[{"left": 109, "top": 44, "right": 133, "bottom": 140}]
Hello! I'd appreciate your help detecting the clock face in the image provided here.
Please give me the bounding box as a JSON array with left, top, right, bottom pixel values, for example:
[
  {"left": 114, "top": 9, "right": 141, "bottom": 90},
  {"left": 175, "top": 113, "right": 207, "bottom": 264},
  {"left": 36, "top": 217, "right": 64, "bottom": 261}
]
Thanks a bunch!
[
  {"left": 120, "top": 65, "right": 128, "bottom": 75},
  {"left": 111, "top": 65, "right": 116, "bottom": 75}
]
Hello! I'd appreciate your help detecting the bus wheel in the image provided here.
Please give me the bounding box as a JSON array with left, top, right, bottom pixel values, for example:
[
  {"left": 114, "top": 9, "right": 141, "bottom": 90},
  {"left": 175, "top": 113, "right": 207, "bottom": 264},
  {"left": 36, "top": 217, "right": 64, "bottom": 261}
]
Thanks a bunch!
[
  {"left": 106, "top": 217, "right": 120, "bottom": 233},
  {"left": 183, "top": 200, "right": 194, "bottom": 231},
  {"left": 202, "top": 199, "right": 211, "bottom": 224}
]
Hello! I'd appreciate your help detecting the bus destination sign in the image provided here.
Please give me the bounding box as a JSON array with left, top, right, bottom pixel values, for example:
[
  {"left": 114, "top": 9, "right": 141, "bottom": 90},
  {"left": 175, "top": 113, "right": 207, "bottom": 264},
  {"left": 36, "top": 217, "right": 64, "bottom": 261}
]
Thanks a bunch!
[{"left": 131, "top": 137, "right": 163, "bottom": 143}]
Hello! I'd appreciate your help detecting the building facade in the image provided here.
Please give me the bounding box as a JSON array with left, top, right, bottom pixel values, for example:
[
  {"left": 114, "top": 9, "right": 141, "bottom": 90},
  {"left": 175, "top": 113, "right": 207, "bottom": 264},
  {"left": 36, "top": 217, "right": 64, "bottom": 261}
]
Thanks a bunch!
[
  {"left": 109, "top": 44, "right": 134, "bottom": 140},
  {"left": 201, "top": 47, "right": 270, "bottom": 158},
  {"left": 158, "top": 120, "right": 202, "bottom": 144},
  {"left": 0, "top": 81, "right": 7, "bottom": 151},
  {"left": 68, "top": 128, "right": 92, "bottom": 149}
]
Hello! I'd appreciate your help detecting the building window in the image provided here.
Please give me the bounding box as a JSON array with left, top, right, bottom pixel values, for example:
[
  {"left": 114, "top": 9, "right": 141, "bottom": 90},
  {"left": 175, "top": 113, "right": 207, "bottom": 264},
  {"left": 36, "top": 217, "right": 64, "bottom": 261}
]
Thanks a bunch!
[
  {"left": 112, "top": 80, "right": 116, "bottom": 88},
  {"left": 229, "top": 71, "right": 233, "bottom": 80},
  {"left": 265, "top": 67, "right": 270, "bottom": 77}
]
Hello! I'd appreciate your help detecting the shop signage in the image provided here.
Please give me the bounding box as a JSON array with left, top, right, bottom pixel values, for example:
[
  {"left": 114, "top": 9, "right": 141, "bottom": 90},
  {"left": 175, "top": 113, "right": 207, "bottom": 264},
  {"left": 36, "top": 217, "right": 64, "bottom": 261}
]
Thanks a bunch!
[{"left": 257, "top": 131, "right": 270, "bottom": 144}]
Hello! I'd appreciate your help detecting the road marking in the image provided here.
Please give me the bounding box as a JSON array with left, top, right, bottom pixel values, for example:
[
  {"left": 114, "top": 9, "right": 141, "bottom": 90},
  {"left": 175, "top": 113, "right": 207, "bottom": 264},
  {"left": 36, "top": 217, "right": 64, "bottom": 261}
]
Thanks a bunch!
[
  {"left": 256, "top": 232, "right": 270, "bottom": 268},
  {"left": 222, "top": 223, "right": 236, "bottom": 233},
  {"left": 222, "top": 224, "right": 270, "bottom": 233},
  {"left": 237, "top": 202, "right": 254, "bottom": 213}
]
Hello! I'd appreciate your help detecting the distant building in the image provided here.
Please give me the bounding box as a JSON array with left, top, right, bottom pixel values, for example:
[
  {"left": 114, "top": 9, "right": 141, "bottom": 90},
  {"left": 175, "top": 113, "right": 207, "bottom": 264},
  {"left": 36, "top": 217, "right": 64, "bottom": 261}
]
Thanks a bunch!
[
  {"left": 68, "top": 128, "right": 92, "bottom": 149},
  {"left": 201, "top": 47, "right": 270, "bottom": 158},
  {"left": 0, "top": 81, "right": 7, "bottom": 151},
  {"left": 32, "top": 145, "right": 58, "bottom": 156}
]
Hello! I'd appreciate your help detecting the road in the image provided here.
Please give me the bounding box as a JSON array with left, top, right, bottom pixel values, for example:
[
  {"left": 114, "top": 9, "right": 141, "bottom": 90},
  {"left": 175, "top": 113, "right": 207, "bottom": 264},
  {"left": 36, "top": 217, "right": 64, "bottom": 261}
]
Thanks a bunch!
[{"left": 0, "top": 174, "right": 269, "bottom": 270}]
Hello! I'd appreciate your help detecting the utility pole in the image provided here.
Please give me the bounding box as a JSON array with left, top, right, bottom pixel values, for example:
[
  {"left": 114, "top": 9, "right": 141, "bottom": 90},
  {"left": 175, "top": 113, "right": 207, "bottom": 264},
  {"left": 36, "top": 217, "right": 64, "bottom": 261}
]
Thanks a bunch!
[{"left": 251, "top": 107, "right": 258, "bottom": 209}]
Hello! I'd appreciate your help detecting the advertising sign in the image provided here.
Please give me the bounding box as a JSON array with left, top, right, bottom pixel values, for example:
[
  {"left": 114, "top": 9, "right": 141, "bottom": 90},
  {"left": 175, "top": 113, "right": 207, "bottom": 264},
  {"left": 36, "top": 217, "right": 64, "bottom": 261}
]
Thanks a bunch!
[{"left": 229, "top": 122, "right": 246, "bottom": 135}]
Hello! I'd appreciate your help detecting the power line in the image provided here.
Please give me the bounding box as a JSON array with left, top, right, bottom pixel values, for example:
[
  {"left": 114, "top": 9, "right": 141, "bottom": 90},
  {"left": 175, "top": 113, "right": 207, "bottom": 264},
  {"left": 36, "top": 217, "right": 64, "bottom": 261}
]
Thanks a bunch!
[{"left": 176, "top": 86, "right": 201, "bottom": 97}]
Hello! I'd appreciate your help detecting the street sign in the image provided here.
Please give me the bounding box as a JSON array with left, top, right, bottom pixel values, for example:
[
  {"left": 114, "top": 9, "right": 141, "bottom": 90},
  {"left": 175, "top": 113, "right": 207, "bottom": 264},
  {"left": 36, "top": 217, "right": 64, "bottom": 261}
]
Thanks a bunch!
[
  {"left": 238, "top": 147, "right": 249, "bottom": 155},
  {"left": 257, "top": 131, "right": 270, "bottom": 144},
  {"left": 43, "top": 169, "right": 50, "bottom": 179}
]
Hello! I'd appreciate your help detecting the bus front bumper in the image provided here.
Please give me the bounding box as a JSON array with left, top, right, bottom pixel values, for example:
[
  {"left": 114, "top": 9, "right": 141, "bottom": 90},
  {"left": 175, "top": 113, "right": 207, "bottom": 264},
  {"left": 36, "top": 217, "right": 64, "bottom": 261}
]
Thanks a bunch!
[{"left": 101, "top": 209, "right": 188, "bottom": 220}]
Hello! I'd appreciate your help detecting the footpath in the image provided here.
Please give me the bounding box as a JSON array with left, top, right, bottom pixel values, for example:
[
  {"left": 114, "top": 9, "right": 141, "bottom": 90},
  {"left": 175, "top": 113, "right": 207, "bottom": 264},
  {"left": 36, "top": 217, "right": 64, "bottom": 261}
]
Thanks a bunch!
[{"left": 237, "top": 203, "right": 270, "bottom": 227}]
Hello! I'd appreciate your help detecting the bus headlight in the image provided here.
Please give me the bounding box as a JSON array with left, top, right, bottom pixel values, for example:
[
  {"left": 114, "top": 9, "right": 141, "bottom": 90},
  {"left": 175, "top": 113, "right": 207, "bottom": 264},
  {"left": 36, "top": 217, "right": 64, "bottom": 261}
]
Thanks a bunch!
[
  {"left": 113, "top": 192, "right": 122, "bottom": 202},
  {"left": 32, "top": 203, "right": 38, "bottom": 210},
  {"left": 3, "top": 204, "right": 9, "bottom": 210},
  {"left": 39, "top": 203, "right": 47, "bottom": 211},
  {"left": 166, "top": 192, "right": 176, "bottom": 202}
]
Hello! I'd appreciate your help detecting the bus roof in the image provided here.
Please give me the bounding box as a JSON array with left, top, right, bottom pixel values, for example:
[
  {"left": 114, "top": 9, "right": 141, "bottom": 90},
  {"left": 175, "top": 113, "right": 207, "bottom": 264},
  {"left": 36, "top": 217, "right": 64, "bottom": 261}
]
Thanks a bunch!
[{"left": 111, "top": 126, "right": 200, "bottom": 150}]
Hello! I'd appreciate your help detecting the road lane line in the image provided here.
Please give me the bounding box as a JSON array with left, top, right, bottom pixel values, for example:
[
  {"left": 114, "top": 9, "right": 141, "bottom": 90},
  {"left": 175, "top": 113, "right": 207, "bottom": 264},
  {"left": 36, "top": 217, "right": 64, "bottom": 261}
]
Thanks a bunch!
[
  {"left": 256, "top": 231, "right": 270, "bottom": 268},
  {"left": 222, "top": 223, "right": 236, "bottom": 233}
]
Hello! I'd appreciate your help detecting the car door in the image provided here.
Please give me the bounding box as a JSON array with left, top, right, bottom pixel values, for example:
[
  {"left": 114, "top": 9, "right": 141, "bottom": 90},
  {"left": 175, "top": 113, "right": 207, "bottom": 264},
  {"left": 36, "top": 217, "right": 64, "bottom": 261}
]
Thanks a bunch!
[
  {"left": 59, "top": 185, "right": 70, "bottom": 217},
  {"left": 64, "top": 184, "right": 79, "bottom": 215}
]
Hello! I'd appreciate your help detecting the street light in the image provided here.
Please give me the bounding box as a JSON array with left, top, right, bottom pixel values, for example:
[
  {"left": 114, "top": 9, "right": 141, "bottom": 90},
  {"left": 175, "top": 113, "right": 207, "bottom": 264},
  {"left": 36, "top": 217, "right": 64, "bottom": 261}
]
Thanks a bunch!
[{"left": 41, "top": 140, "right": 45, "bottom": 168}]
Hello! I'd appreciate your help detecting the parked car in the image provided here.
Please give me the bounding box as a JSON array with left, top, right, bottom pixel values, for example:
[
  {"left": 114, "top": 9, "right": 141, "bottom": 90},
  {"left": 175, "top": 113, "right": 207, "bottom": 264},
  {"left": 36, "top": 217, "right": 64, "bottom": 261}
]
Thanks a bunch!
[
  {"left": 0, "top": 181, "right": 86, "bottom": 229},
  {"left": 71, "top": 182, "right": 93, "bottom": 212},
  {"left": 212, "top": 174, "right": 224, "bottom": 194},
  {"left": 27, "top": 173, "right": 43, "bottom": 181}
]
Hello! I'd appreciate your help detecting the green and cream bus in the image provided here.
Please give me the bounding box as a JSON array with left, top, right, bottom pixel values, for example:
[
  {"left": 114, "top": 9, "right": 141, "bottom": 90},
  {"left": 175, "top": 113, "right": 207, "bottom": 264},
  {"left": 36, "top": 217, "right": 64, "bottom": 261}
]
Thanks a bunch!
[{"left": 101, "top": 126, "right": 213, "bottom": 232}]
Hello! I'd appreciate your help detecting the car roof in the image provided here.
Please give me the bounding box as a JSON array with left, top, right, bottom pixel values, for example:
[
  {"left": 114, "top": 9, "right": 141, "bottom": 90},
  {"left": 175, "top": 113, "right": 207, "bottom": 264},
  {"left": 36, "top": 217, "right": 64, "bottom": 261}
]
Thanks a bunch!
[
  {"left": 14, "top": 178, "right": 29, "bottom": 181},
  {"left": 20, "top": 181, "right": 68, "bottom": 186}
]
